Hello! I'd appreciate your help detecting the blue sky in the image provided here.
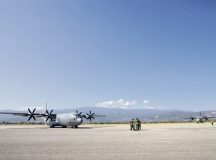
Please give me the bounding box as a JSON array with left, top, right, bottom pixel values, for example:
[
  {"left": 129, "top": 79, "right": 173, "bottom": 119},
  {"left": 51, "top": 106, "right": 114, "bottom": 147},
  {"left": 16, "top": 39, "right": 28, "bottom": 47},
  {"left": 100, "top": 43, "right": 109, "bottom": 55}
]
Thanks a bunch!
[{"left": 0, "top": 0, "right": 216, "bottom": 110}]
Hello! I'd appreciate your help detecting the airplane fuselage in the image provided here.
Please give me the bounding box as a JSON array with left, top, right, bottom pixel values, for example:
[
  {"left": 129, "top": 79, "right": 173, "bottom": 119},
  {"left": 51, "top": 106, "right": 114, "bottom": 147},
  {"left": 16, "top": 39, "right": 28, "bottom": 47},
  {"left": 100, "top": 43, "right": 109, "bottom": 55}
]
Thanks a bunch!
[
  {"left": 196, "top": 118, "right": 205, "bottom": 123},
  {"left": 44, "top": 113, "right": 83, "bottom": 128}
]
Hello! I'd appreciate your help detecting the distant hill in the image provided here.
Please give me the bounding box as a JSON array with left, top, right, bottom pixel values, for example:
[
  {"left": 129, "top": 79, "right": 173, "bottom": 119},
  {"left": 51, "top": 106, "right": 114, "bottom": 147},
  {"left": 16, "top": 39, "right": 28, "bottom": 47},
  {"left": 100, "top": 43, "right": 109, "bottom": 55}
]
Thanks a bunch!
[{"left": 0, "top": 107, "right": 216, "bottom": 123}]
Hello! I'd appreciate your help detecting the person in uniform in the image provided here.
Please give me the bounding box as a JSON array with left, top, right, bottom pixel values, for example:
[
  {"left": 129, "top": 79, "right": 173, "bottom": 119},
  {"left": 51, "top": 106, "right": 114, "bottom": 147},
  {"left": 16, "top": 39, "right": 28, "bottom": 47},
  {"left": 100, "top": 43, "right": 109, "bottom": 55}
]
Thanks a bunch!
[
  {"left": 130, "top": 119, "right": 134, "bottom": 131},
  {"left": 134, "top": 118, "right": 139, "bottom": 131},
  {"left": 137, "top": 118, "right": 141, "bottom": 130}
]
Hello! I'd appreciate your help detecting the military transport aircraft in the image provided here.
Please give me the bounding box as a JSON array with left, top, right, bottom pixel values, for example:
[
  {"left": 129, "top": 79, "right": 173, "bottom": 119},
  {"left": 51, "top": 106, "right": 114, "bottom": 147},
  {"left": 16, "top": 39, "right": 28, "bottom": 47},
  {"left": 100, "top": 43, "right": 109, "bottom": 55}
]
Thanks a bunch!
[
  {"left": 185, "top": 112, "right": 216, "bottom": 124},
  {"left": 0, "top": 107, "right": 105, "bottom": 128}
]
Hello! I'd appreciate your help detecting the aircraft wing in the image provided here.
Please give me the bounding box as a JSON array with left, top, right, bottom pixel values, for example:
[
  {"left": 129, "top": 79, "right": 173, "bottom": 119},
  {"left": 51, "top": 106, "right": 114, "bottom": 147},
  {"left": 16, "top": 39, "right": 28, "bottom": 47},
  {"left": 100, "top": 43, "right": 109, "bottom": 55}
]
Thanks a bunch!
[
  {"left": 185, "top": 117, "right": 195, "bottom": 120},
  {"left": 206, "top": 116, "right": 216, "bottom": 119},
  {"left": 0, "top": 112, "right": 29, "bottom": 117},
  {"left": 0, "top": 108, "right": 41, "bottom": 121},
  {"left": 75, "top": 111, "right": 105, "bottom": 118},
  {"left": 0, "top": 108, "right": 56, "bottom": 121},
  {"left": 75, "top": 110, "right": 106, "bottom": 122},
  {"left": 93, "top": 114, "right": 106, "bottom": 117}
]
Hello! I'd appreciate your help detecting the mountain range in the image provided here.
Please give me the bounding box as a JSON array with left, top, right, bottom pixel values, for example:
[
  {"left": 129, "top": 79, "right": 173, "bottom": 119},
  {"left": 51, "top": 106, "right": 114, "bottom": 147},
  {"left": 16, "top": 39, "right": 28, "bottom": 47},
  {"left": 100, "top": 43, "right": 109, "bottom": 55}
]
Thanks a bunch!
[{"left": 0, "top": 107, "right": 216, "bottom": 123}]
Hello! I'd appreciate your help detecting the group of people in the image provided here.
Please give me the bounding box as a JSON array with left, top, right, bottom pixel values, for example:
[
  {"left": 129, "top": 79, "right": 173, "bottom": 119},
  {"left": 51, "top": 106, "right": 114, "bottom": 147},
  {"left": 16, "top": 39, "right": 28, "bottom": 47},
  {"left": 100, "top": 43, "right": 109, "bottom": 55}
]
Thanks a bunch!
[{"left": 130, "top": 118, "right": 141, "bottom": 131}]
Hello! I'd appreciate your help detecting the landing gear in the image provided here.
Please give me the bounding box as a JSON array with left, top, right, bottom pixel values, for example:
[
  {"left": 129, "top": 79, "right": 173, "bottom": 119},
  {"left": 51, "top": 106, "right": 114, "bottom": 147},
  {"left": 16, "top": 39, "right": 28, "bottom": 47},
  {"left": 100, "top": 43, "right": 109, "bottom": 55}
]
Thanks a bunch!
[
  {"left": 50, "top": 124, "right": 55, "bottom": 128},
  {"left": 75, "top": 126, "right": 78, "bottom": 128},
  {"left": 62, "top": 126, "right": 67, "bottom": 128}
]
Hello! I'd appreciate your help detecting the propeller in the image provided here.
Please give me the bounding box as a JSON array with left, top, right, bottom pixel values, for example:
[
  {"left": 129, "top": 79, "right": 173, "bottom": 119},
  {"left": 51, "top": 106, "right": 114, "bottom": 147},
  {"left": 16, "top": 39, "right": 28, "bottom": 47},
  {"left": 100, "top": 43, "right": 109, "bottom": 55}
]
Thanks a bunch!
[
  {"left": 45, "top": 109, "right": 54, "bottom": 121},
  {"left": 86, "top": 110, "right": 95, "bottom": 122},
  {"left": 27, "top": 108, "right": 37, "bottom": 121},
  {"left": 76, "top": 110, "right": 82, "bottom": 117},
  {"left": 186, "top": 116, "right": 195, "bottom": 120},
  {"left": 203, "top": 115, "right": 208, "bottom": 121}
]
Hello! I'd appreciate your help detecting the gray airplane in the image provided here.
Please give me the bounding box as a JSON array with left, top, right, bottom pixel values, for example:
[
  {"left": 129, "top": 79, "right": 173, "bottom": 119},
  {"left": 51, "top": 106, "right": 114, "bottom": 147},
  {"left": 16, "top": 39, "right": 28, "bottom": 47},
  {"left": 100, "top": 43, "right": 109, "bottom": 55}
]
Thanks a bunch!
[
  {"left": 185, "top": 112, "right": 216, "bottom": 124},
  {"left": 0, "top": 107, "right": 105, "bottom": 128}
]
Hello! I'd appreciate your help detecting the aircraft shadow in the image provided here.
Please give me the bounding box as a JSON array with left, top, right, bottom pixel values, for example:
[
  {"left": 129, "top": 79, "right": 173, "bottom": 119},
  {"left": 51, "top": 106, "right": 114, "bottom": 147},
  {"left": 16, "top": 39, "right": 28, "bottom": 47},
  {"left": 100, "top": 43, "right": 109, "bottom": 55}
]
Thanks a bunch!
[
  {"left": 49, "top": 126, "right": 94, "bottom": 129},
  {"left": 76, "top": 127, "right": 94, "bottom": 129}
]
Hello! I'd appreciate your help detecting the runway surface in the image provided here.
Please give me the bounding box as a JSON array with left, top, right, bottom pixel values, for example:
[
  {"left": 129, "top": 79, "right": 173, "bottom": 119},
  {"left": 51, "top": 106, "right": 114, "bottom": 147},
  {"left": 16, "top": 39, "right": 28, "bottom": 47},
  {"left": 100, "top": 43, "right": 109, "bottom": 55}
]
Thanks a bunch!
[{"left": 0, "top": 123, "right": 216, "bottom": 160}]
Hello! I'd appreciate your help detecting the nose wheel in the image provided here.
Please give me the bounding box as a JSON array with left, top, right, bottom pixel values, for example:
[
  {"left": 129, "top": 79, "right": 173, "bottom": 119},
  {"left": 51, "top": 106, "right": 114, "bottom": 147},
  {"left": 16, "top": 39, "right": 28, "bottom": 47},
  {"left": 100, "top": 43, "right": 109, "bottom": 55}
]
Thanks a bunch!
[{"left": 50, "top": 124, "right": 55, "bottom": 128}]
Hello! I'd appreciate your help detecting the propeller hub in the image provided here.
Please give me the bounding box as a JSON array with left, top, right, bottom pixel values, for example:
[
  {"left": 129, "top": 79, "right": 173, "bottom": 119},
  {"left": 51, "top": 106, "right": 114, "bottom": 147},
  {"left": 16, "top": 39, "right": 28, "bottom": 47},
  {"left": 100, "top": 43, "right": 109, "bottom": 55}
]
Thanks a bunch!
[
  {"left": 45, "top": 109, "right": 54, "bottom": 121},
  {"left": 86, "top": 110, "right": 95, "bottom": 122},
  {"left": 27, "top": 108, "right": 37, "bottom": 121}
]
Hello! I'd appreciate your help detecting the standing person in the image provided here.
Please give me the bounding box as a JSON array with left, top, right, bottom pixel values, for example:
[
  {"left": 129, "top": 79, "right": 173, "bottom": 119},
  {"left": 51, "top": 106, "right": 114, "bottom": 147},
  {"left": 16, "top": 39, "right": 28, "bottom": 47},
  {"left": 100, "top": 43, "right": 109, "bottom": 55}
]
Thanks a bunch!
[
  {"left": 130, "top": 119, "right": 134, "bottom": 131},
  {"left": 211, "top": 121, "right": 214, "bottom": 126},
  {"left": 138, "top": 118, "right": 141, "bottom": 130},
  {"left": 135, "top": 118, "right": 139, "bottom": 131}
]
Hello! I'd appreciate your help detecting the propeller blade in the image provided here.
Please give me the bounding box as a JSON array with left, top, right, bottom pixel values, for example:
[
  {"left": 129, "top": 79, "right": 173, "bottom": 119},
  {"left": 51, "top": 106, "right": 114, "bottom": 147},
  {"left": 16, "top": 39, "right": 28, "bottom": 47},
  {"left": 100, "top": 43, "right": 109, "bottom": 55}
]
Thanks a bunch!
[
  {"left": 45, "top": 109, "right": 54, "bottom": 121},
  {"left": 46, "top": 109, "right": 49, "bottom": 114},
  {"left": 28, "top": 115, "right": 36, "bottom": 121},
  {"left": 28, "top": 115, "right": 32, "bottom": 121},
  {"left": 28, "top": 108, "right": 31, "bottom": 114},
  {"left": 86, "top": 114, "right": 90, "bottom": 117},
  {"left": 27, "top": 108, "right": 37, "bottom": 121},
  {"left": 46, "top": 116, "right": 49, "bottom": 121}
]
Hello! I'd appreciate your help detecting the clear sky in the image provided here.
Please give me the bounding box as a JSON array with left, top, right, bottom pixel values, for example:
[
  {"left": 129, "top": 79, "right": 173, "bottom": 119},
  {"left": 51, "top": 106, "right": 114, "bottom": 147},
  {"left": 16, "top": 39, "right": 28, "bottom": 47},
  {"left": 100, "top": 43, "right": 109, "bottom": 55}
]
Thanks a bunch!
[{"left": 0, "top": 0, "right": 216, "bottom": 111}]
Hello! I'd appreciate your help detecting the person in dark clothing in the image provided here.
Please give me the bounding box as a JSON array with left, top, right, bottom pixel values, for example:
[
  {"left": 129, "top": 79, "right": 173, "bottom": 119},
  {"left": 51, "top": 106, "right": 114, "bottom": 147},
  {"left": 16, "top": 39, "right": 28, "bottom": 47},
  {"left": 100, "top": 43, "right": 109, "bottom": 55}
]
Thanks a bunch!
[
  {"left": 137, "top": 118, "right": 141, "bottom": 130},
  {"left": 130, "top": 119, "right": 134, "bottom": 131}
]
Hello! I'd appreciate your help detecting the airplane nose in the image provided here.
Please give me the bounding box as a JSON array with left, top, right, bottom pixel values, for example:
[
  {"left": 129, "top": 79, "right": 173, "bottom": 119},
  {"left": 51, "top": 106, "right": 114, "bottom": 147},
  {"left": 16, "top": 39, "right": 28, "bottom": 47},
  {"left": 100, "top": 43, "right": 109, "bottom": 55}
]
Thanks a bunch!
[{"left": 76, "top": 117, "right": 83, "bottom": 123}]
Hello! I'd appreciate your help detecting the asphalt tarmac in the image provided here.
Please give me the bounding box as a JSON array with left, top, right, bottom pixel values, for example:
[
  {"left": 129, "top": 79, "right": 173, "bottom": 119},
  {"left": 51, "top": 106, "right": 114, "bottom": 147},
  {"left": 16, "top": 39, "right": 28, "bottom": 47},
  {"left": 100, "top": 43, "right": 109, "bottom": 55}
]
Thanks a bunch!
[{"left": 0, "top": 123, "right": 216, "bottom": 160}]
